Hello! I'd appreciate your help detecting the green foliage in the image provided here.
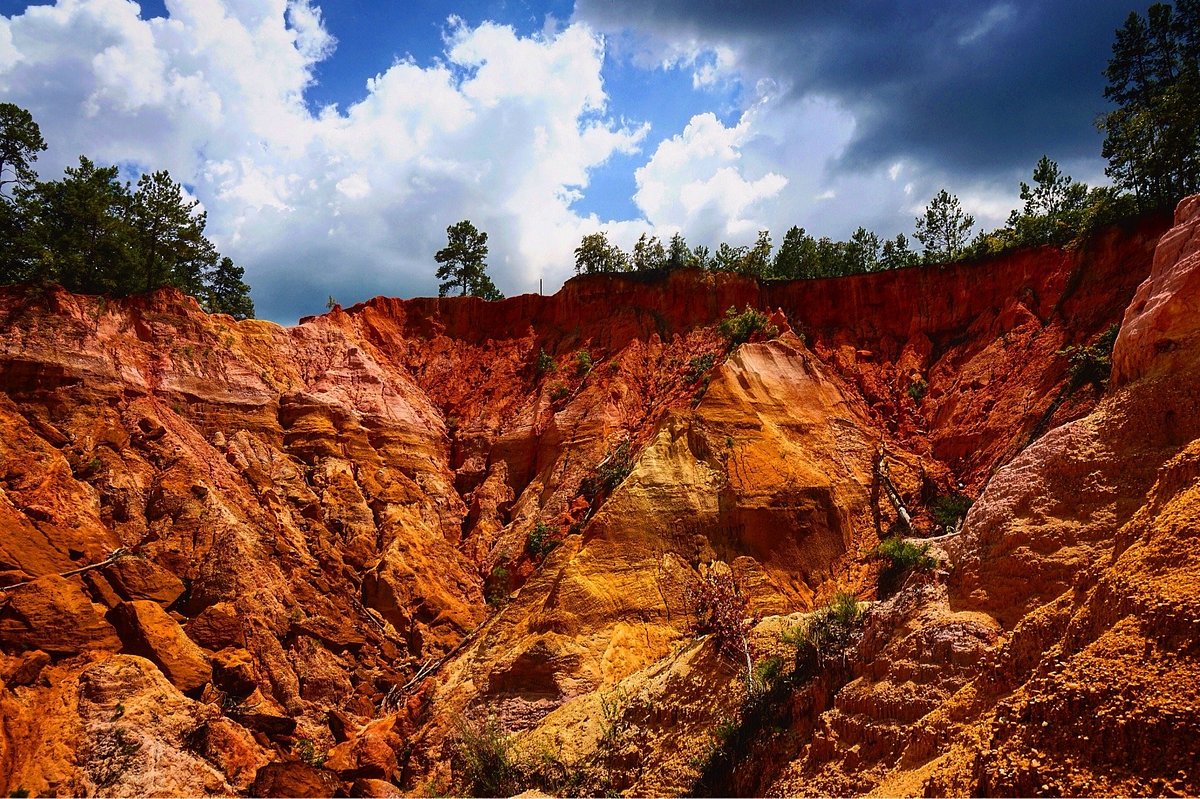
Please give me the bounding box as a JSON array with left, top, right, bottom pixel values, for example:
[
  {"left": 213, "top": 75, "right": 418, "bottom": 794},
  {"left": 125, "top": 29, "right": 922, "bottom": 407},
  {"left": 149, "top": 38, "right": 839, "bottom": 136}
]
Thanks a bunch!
[
  {"left": 526, "top": 521, "right": 559, "bottom": 561},
  {"left": 450, "top": 716, "right": 524, "bottom": 798},
  {"left": 573, "top": 349, "right": 593, "bottom": 376},
  {"left": 879, "top": 233, "right": 920, "bottom": 270},
  {"left": 684, "top": 353, "right": 716, "bottom": 384},
  {"left": 548, "top": 382, "right": 570, "bottom": 402},
  {"left": 750, "top": 655, "right": 784, "bottom": 693},
  {"left": 436, "top": 220, "right": 503, "bottom": 300},
  {"left": 717, "top": 305, "right": 778, "bottom": 347},
  {"left": 535, "top": 348, "right": 556, "bottom": 376},
  {"left": 1099, "top": 3, "right": 1200, "bottom": 208},
  {"left": 574, "top": 231, "right": 629, "bottom": 274},
  {"left": 205, "top": 257, "right": 255, "bottom": 319},
  {"left": 0, "top": 102, "right": 46, "bottom": 198},
  {"left": 915, "top": 189, "right": 975, "bottom": 263},
  {"left": 632, "top": 232, "right": 667, "bottom": 271},
  {"left": 294, "top": 737, "right": 326, "bottom": 768},
  {"left": 598, "top": 687, "right": 628, "bottom": 747},
  {"left": 0, "top": 105, "right": 252, "bottom": 314},
  {"left": 485, "top": 563, "right": 510, "bottom": 607},
  {"left": 10, "top": 788, "right": 29, "bottom": 798},
  {"left": 1059, "top": 323, "right": 1121, "bottom": 391},
  {"left": 929, "top": 493, "right": 974, "bottom": 530},
  {"left": 907, "top": 377, "right": 928, "bottom": 403},
  {"left": 580, "top": 440, "right": 634, "bottom": 501},
  {"left": 782, "top": 591, "right": 863, "bottom": 665},
  {"left": 874, "top": 537, "right": 937, "bottom": 573}
]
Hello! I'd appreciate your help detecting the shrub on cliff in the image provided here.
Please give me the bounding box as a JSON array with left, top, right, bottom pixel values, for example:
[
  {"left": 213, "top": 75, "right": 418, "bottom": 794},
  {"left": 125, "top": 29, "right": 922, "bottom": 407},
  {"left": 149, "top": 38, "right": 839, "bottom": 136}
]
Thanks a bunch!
[
  {"left": 782, "top": 591, "right": 862, "bottom": 667},
  {"left": 526, "top": 521, "right": 559, "bottom": 561},
  {"left": 579, "top": 440, "right": 634, "bottom": 501},
  {"left": 1059, "top": 323, "right": 1121, "bottom": 391},
  {"left": 717, "top": 305, "right": 778, "bottom": 348},
  {"left": 689, "top": 567, "right": 754, "bottom": 687},
  {"left": 874, "top": 537, "right": 936, "bottom": 570},
  {"left": 450, "top": 716, "right": 524, "bottom": 797}
]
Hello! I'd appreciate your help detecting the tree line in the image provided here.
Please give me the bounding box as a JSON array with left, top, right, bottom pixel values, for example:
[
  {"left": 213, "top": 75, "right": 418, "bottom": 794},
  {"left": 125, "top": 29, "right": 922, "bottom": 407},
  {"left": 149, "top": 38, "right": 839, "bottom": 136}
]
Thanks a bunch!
[
  {"left": 0, "top": 104, "right": 254, "bottom": 319},
  {"left": 440, "top": 1, "right": 1198, "bottom": 297},
  {"left": 570, "top": 159, "right": 1137, "bottom": 280}
]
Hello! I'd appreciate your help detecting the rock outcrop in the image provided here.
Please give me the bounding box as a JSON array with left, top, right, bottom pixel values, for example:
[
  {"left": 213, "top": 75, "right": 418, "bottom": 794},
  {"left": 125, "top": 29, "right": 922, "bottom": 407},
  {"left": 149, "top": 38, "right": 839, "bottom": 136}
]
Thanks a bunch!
[{"left": 1, "top": 204, "right": 1196, "bottom": 797}]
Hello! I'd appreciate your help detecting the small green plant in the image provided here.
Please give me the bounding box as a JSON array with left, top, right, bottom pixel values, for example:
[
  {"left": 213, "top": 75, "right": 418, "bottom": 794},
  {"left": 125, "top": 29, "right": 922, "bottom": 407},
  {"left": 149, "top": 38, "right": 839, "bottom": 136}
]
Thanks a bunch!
[
  {"left": 486, "top": 563, "right": 510, "bottom": 607},
  {"left": 548, "top": 382, "right": 570, "bottom": 402},
  {"left": 326, "top": 295, "right": 338, "bottom": 310},
  {"left": 450, "top": 715, "right": 524, "bottom": 798},
  {"left": 10, "top": 788, "right": 30, "bottom": 798},
  {"left": 573, "top": 349, "right": 593, "bottom": 376},
  {"left": 525, "top": 521, "right": 559, "bottom": 561},
  {"left": 750, "top": 655, "right": 784, "bottom": 693},
  {"left": 907, "top": 377, "right": 928, "bottom": 403},
  {"left": 713, "top": 715, "right": 739, "bottom": 747},
  {"left": 874, "top": 537, "right": 937, "bottom": 572},
  {"left": 535, "top": 348, "right": 556, "bottom": 376},
  {"left": 1058, "top": 323, "right": 1120, "bottom": 390},
  {"left": 579, "top": 440, "right": 634, "bottom": 501},
  {"left": 930, "top": 493, "right": 973, "bottom": 530},
  {"left": 717, "top": 305, "right": 778, "bottom": 347},
  {"left": 112, "top": 702, "right": 125, "bottom": 720},
  {"left": 782, "top": 591, "right": 863, "bottom": 666},
  {"left": 294, "top": 737, "right": 326, "bottom": 768},
  {"left": 684, "top": 353, "right": 716, "bottom": 384},
  {"left": 598, "top": 687, "right": 628, "bottom": 746}
]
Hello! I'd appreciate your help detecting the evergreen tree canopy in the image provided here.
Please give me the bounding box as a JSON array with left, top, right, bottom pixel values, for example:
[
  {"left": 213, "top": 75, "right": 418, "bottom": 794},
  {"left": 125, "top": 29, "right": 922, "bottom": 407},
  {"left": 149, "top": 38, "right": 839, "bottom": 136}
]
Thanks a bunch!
[
  {"left": 914, "top": 189, "right": 975, "bottom": 263},
  {"left": 0, "top": 102, "right": 46, "bottom": 199},
  {"left": 435, "top": 220, "right": 502, "bottom": 299},
  {"left": 0, "top": 105, "right": 253, "bottom": 317},
  {"left": 1100, "top": 1, "right": 1200, "bottom": 207}
]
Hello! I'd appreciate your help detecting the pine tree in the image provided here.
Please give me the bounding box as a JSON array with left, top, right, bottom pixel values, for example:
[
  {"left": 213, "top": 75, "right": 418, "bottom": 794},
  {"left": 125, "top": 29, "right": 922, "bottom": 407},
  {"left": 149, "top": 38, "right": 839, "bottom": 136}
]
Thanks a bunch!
[
  {"left": 204, "top": 257, "right": 255, "bottom": 319},
  {"left": 0, "top": 103, "right": 46, "bottom": 199},
  {"left": 914, "top": 190, "right": 974, "bottom": 264},
  {"left": 435, "top": 220, "right": 502, "bottom": 299}
]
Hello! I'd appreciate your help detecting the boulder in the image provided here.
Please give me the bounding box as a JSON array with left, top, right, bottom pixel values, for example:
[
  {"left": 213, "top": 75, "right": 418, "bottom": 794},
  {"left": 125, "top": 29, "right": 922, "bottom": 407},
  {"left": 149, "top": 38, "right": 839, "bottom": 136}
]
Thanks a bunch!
[
  {"left": 108, "top": 600, "right": 211, "bottom": 694},
  {"left": 248, "top": 762, "right": 342, "bottom": 798},
  {"left": 0, "top": 575, "right": 121, "bottom": 654}
]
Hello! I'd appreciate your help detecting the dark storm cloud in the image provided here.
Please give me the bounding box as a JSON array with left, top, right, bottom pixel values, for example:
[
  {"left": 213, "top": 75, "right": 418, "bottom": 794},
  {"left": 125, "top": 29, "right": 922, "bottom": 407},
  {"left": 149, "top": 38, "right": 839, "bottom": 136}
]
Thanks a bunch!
[{"left": 575, "top": 0, "right": 1137, "bottom": 179}]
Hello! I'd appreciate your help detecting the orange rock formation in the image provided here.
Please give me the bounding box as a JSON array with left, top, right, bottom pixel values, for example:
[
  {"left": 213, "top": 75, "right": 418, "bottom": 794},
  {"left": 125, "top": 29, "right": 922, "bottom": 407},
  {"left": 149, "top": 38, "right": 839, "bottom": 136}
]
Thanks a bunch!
[{"left": 0, "top": 201, "right": 1195, "bottom": 797}]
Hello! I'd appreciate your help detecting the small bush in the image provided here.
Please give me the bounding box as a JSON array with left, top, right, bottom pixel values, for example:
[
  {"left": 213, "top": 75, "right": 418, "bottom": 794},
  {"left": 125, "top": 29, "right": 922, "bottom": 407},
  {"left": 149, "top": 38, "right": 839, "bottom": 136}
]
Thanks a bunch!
[
  {"left": 750, "top": 655, "right": 784, "bottom": 692},
  {"left": 294, "top": 737, "right": 326, "bottom": 768},
  {"left": 486, "top": 563, "right": 510, "bottom": 607},
  {"left": 450, "top": 716, "right": 524, "bottom": 798},
  {"left": 717, "top": 305, "right": 778, "bottom": 347},
  {"left": 1059, "top": 323, "right": 1120, "bottom": 390},
  {"left": 598, "top": 688, "right": 628, "bottom": 747},
  {"left": 782, "top": 591, "right": 862, "bottom": 665},
  {"left": 874, "top": 537, "right": 936, "bottom": 573},
  {"left": 535, "top": 348, "right": 556, "bottom": 376},
  {"left": 580, "top": 440, "right": 634, "bottom": 501},
  {"left": 907, "top": 377, "right": 928, "bottom": 403},
  {"left": 573, "top": 349, "right": 593, "bottom": 376},
  {"left": 930, "top": 493, "right": 973, "bottom": 530},
  {"left": 526, "top": 521, "right": 559, "bottom": 561},
  {"left": 548, "top": 382, "right": 570, "bottom": 402},
  {"left": 684, "top": 353, "right": 716, "bottom": 384}
]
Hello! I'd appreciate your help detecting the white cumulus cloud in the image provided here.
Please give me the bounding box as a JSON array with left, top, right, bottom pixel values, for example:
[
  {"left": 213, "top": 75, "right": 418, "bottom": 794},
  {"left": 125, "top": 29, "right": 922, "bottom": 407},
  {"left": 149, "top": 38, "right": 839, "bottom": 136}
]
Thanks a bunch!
[{"left": 0, "top": 1, "right": 646, "bottom": 320}]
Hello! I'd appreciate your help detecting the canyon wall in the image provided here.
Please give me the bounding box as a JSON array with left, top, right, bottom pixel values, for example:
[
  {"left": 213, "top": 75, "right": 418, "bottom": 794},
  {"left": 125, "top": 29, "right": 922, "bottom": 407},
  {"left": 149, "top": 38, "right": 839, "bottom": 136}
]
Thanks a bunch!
[{"left": 0, "top": 205, "right": 1194, "bottom": 797}]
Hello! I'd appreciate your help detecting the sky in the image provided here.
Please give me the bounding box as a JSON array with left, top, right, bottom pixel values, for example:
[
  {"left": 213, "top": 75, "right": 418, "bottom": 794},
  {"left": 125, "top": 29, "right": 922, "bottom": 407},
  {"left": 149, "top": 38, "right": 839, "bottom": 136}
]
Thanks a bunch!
[{"left": 0, "top": 0, "right": 1139, "bottom": 322}]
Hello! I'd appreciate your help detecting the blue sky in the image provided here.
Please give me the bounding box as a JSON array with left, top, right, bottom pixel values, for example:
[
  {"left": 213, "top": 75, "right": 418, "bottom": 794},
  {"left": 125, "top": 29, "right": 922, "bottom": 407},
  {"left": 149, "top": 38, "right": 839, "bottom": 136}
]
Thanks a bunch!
[{"left": 0, "top": 0, "right": 1136, "bottom": 321}]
